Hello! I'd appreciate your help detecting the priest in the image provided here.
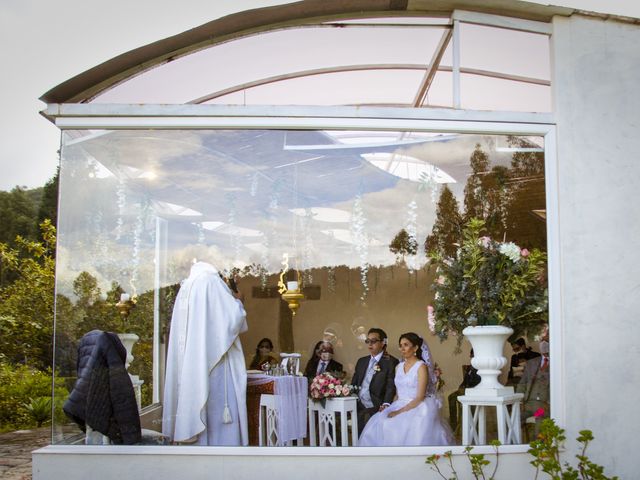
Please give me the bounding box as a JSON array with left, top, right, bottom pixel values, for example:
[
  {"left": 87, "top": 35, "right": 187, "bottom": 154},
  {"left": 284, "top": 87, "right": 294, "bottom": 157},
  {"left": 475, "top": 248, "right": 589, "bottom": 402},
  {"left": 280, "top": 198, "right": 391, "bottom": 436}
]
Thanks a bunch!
[{"left": 163, "top": 261, "right": 248, "bottom": 445}]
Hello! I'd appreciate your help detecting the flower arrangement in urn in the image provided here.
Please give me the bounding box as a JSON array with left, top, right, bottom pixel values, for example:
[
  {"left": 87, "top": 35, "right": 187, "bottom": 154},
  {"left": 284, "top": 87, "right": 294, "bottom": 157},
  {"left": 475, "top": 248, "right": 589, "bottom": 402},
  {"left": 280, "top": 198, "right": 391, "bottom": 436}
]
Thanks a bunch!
[
  {"left": 310, "top": 372, "right": 354, "bottom": 407},
  {"left": 428, "top": 218, "right": 548, "bottom": 350}
]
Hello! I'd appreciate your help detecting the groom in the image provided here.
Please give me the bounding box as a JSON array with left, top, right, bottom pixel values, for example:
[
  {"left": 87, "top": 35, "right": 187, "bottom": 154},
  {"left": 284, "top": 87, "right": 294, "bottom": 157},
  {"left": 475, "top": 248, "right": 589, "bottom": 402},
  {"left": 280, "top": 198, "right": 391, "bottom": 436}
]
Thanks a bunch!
[{"left": 351, "top": 328, "right": 399, "bottom": 434}]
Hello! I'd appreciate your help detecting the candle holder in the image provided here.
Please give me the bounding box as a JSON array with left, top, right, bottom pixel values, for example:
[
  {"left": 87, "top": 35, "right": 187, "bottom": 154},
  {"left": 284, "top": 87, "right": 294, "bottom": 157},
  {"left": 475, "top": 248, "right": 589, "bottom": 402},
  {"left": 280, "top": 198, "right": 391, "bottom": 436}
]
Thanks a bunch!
[
  {"left": 277, "top": 253, "right": 304, "bottom": 316},
  {"left": 116, "top": 295, "right": 137, "bottom": 319}
]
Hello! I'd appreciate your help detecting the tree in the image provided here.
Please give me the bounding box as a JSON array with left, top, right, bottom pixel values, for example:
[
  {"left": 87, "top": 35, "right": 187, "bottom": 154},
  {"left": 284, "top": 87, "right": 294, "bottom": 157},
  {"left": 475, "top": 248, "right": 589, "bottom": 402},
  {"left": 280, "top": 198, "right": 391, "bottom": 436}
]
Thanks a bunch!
[
  {"left": 463, "top": 144, "right": 490, "bottom": 223},
  {"left": 37, "top": 167, "right": 59, "bottom": 233},
  {"left": 389, "top": 228, "right": 418, "bottom": 263},
  {"left": 425, "top": 185, "right": 463, "bottom": 258},
  {"left": 0, "top": 221, "right": 56, "bottom": 368}
]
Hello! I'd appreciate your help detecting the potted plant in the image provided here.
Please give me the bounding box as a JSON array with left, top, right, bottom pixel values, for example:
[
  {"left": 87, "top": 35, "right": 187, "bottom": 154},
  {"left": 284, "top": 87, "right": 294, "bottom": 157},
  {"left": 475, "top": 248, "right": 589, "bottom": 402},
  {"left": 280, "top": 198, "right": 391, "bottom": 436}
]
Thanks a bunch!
[{"left": 428, "top": 218, "right": 547, "bottom": 395}]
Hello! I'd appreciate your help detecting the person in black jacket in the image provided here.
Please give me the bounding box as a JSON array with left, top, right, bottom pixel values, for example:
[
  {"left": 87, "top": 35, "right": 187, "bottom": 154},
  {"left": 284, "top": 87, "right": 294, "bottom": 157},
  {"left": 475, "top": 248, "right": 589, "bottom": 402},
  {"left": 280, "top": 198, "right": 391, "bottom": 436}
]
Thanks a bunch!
[
  {"left": 351, "top": 328, "right": 399, "bottom": 434},
  {"left": 63, "top": 330, "right": 141, "bottom": 445},
  {"left": 447, "top": 349, "right": 481, "bottom": 432}
]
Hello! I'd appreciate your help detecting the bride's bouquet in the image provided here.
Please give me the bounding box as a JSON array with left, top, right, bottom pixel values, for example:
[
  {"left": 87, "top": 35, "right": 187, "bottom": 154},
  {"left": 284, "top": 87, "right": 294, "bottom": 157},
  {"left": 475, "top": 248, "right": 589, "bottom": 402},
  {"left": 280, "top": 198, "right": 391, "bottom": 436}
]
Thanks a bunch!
[{"left": 310, "top": 372, "right": 354, "bottom": 407}]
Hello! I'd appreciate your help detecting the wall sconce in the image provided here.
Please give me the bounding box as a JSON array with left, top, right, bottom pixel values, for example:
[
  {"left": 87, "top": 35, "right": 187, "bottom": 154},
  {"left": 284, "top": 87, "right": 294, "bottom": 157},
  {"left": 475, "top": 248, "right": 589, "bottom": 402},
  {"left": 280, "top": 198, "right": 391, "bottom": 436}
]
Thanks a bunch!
[{"left": 278, "top": 253, "right": 304, "bottom": 316}]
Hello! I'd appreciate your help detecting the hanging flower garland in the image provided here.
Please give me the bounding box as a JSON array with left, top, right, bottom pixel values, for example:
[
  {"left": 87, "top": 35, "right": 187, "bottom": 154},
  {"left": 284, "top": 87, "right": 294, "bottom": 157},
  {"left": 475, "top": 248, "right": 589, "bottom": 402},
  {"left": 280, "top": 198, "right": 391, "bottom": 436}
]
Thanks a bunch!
[
  {"left": 405, "top": 199, "right": 419, "bottom": 273},
  {"left": 115, "top": 177, "right": 126, "bottom": 241},
  {"left": 225, "top": 192, "right": 241, "bottom": 265},
  {"left": 250, "top": 172, "right": 260, "bottom": 197},
  {"left": 327, "top": 266, "right": 337, "bottom": 294},
  {"left": 130, "top": 198, "right": 149, "bottom": 297},
  {"left": 418, "top": 168, "right": 441, "bottom": 203},
  {"left": 351, "top": 192, "right": 369, "bottom": 303},
  {"left": 302, "top": 208, "right": 314, "bottom": 285}
]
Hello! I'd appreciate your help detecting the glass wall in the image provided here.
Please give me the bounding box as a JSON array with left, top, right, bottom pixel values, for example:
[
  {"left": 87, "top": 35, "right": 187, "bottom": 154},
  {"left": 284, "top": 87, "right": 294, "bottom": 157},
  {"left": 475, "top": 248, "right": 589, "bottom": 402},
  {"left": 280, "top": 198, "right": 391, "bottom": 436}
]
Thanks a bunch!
[{"left": 53, "top": 128, "right": 548, "bottom": 445}]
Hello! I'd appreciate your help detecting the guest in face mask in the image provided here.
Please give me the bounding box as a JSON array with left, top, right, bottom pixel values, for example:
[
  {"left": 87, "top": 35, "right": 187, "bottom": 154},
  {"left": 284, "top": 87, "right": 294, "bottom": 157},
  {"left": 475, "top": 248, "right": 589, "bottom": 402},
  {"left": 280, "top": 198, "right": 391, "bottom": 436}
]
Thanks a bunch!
[
  {"left": 248, "top": 338, "right": 279, "bottom": 371},
  {"left": 303, "top": 340, "right": 343, "bottom": 384}
]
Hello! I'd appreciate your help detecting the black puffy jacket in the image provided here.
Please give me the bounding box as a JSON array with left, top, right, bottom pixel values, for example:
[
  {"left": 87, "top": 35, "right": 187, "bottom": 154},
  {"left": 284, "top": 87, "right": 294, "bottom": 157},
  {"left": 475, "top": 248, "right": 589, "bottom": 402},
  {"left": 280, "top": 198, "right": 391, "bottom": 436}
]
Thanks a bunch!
[{"left": 63, "top": 330, "right": 141, "bottom": 445}]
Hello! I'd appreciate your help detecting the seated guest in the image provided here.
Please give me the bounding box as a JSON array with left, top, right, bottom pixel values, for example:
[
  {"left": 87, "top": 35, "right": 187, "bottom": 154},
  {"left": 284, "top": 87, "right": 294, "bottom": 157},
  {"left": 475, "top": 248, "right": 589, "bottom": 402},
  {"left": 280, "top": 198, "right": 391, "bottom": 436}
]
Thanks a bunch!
[
  {"left": 508, "top": 337, "right": 541, "bottom": 384},
  {"left": 447, "top": 349, "right": 481, "bottom": 432},
  {"left": 351, "top": 328, "right": 399, "bottom": 434},
  {"left": 304, "top": 341, "right": 343, "bottom": 384},
  {"left": 248, "top": 337, "right": 279, "bottom": 371},
  {"left": 516, "top": 338, "right": 550, "bottom": 435}
]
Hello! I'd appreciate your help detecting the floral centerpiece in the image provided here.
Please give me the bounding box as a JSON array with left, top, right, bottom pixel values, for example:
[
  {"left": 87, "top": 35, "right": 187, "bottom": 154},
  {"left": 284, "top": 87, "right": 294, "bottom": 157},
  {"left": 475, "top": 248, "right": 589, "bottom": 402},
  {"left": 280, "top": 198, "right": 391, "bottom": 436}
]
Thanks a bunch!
[
  {"left": 428, "top": 218, "right": 548, "bottom": 350},
  {"left": 310, "top": 372, "right": 354, "bottom": 407}
]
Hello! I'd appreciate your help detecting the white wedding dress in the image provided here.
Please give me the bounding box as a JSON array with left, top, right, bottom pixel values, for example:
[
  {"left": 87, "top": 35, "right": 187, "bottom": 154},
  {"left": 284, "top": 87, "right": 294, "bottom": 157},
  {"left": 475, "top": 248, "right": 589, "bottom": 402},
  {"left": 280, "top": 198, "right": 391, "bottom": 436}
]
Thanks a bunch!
[{"left": 359, "top": 360, "right": 454, "bottom": 446}]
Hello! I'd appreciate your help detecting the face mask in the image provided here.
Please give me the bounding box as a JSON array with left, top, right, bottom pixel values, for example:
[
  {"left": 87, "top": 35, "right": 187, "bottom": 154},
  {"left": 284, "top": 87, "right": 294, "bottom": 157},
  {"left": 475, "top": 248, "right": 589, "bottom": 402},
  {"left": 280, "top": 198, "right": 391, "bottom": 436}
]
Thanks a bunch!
[
  {"left": 320, "top": 352, "right": 333, "bottom": 361},
  {"left": 539, "top": 340, "right": 549, "bottom": 355}
]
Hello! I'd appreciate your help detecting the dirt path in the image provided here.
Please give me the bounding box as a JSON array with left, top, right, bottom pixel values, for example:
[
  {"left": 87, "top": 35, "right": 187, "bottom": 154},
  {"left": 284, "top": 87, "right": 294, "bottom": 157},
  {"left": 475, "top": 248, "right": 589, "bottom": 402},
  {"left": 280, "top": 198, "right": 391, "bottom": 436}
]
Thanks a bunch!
[{"left": 0, "top": 428, "right": 50, "bottom": 480}]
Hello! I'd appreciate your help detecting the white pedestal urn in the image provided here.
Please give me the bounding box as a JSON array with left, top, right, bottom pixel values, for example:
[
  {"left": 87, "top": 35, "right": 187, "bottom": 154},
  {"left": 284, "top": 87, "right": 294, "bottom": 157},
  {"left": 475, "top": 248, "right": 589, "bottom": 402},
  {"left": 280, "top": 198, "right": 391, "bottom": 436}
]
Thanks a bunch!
[
  {"left": 463, "top": 325, "right": 514, "bottom": 397},
  {"left": 117, "top": 333, "right": 139, "bottom": 370},
  {"left": 117, "top": 333, "right": 144, "bottom": 410}
]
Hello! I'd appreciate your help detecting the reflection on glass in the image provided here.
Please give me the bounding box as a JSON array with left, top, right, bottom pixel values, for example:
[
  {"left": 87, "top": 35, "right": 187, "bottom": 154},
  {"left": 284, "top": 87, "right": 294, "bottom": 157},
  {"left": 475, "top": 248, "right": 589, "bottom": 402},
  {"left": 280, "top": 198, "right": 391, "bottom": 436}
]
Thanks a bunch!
[{"left": 53, "top": 129, "right": 547, "bottom": 446}]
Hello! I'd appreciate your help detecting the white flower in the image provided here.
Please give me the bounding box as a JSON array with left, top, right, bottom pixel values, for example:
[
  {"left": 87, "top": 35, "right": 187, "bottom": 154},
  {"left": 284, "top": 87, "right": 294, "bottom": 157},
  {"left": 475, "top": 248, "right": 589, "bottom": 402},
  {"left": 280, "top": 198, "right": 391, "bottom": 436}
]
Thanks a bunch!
[{"left": 499, "top": 242, "right": 521, "bottom": 262}]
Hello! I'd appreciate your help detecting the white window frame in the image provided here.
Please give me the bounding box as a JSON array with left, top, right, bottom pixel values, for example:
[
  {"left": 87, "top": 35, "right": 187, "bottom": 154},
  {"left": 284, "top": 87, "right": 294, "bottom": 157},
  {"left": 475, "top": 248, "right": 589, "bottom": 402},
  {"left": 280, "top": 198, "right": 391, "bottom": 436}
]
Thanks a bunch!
[{"left": 48, "top": 103, "right": 562, "bottom": 455}]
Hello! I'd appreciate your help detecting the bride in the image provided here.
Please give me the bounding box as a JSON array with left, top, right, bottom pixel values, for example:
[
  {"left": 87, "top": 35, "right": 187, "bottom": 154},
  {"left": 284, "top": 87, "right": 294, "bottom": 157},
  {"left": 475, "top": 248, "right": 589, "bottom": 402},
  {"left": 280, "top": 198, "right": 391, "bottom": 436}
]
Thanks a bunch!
[{"left": 359, "top": 332, "right": 453, "bottom": 446}]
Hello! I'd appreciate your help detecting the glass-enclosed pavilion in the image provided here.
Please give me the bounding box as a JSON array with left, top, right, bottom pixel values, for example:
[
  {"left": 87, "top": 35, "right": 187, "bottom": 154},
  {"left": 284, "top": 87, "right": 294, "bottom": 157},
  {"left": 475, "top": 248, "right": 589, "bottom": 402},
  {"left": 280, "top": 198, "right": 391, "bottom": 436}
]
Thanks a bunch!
[{"left": 35, "top": 1, "right": 640, "bottom": 479}]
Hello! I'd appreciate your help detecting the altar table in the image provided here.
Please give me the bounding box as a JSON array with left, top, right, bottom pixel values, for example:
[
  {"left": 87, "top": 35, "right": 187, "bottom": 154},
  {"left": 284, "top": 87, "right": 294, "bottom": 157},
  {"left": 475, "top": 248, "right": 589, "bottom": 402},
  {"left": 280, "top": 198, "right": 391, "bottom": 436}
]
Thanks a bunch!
[{"left": 246, "top": 373, "right": 308, "bottom": 446}]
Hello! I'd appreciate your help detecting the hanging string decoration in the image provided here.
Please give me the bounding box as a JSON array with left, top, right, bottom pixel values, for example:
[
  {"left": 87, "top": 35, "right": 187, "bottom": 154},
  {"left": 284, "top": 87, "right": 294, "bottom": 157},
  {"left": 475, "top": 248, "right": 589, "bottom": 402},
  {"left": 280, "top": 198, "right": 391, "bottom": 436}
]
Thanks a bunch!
[
  {"left": 351, "top": 192, "right": 369, "bottom": 303},
  {"left": 196, "top": 222, "right": 206, "bottom": 245}
]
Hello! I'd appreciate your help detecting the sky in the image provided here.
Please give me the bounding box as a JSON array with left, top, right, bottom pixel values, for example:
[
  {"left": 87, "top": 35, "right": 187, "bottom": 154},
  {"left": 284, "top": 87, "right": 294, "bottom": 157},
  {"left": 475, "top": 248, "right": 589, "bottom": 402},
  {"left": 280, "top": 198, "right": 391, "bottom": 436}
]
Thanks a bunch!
[{"left": 0, "top": 0, "right": 637, "bottom": 191}]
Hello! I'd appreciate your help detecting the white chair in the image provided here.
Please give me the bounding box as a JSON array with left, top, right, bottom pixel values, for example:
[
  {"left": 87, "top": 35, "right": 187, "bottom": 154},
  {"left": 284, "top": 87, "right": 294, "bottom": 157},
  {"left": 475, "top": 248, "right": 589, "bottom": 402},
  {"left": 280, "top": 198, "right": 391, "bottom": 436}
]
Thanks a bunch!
[{"left": 279, "top": 353, "right": 301, "bottom": 375}]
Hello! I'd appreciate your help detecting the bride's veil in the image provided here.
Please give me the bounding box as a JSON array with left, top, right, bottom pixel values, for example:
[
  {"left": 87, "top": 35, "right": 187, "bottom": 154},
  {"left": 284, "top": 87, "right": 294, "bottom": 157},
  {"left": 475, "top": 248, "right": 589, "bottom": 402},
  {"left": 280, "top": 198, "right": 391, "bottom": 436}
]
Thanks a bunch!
[{"left": 419, "top": 339, "right": 438, "bottom": 397}]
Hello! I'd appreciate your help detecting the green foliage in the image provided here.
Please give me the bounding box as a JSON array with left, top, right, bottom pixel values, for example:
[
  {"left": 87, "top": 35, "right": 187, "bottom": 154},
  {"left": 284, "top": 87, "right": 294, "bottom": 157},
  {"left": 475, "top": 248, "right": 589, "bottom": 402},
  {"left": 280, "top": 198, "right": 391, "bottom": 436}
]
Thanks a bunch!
[
  {"left": 24, "top": 396, "right": 52, "bottom": 427},
  {"left": 529, "top": 419, "right": 619, "bottom": 480},
  {"left": 429, "top": 218, "right": 547, "bottom": 349},
  {"left": 425, "top": 420, "right": 617, "bottom": 480},
  {"left": 37, "top": 167, "right": 59, "bottom": 233},
  {"left": 0, "top": 363, "right": 68, "bottom": 432},
  {"left": 426, "top": 441, "right": 501, "bottom": 480},
  {"left": 0, "top": 220, "right": 57, "bottom": 368}
]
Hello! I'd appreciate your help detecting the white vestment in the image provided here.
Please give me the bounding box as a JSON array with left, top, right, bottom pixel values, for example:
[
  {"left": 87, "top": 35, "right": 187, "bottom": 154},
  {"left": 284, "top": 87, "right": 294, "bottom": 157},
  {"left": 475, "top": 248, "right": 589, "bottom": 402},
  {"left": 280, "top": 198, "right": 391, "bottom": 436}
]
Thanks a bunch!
[{"left": 162, "top": 262, "right": 248, "bottom": 445}]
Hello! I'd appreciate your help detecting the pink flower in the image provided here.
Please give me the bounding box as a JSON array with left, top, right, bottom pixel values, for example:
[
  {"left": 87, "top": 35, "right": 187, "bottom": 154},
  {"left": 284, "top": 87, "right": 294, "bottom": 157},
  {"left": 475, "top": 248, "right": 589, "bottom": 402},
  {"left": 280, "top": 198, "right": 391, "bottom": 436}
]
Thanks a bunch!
[
  {"left": 534, "top": 408, "right": 545, "bottom": 418},
  {"left": 479, "top": 236, "right": 491, "bottom": 248},
  {"left": 521, "top": 248, "right": 530, "bottom": 257},
  {"left": 436, "top": 276, "right": 445, "bottom": 285}
]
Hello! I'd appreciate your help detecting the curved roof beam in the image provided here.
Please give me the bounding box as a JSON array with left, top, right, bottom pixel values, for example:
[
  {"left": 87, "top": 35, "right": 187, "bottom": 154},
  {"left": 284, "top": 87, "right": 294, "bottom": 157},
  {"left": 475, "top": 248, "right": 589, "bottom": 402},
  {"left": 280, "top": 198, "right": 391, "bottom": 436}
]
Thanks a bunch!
[
  {"left": 189, "top": 64, "right": 550, "bottom": 105},
  {"left": 40, "top": 0, "right": 571, "bottom": 104}
]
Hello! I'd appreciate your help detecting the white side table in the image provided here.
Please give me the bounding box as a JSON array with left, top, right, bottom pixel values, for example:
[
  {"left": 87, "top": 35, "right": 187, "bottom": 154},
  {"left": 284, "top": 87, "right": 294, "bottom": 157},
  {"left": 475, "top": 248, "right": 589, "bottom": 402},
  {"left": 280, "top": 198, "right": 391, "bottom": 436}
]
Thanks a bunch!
[
  {"left": 458, "top": 393, "right": 524, "bottom": 445},
  {"left": 308, "top": 397, "right": 358, "bottom": 446}
]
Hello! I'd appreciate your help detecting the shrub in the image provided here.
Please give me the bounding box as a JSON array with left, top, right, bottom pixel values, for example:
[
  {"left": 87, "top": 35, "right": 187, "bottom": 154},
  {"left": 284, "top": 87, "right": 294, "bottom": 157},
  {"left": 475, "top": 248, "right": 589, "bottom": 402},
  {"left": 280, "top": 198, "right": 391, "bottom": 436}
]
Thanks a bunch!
[{"left": 0, "top": 363, "right": 68, "bottom": 432}]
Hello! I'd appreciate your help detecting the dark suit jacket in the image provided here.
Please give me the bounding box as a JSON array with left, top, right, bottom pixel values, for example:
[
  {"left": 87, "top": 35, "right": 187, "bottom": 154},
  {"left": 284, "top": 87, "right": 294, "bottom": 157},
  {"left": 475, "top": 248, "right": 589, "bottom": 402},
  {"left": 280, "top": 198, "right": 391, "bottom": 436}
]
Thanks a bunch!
[
  {"left": 304, "top": 358, "right": 344, "bottom": 384},
  {"left": 351, "top": 353, "right": 399, "bottom": 409}
]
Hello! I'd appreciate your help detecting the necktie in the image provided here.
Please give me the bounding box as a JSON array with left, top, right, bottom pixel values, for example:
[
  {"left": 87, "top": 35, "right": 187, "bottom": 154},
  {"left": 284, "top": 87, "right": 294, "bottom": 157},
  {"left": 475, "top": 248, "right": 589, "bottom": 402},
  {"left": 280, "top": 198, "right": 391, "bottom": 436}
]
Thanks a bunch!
[
  {"left": 541, "top": 357, "right": 549, "bottom": 371},
  {"left": 318, "top": 361, "right": 327, "bottom": 374}
]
